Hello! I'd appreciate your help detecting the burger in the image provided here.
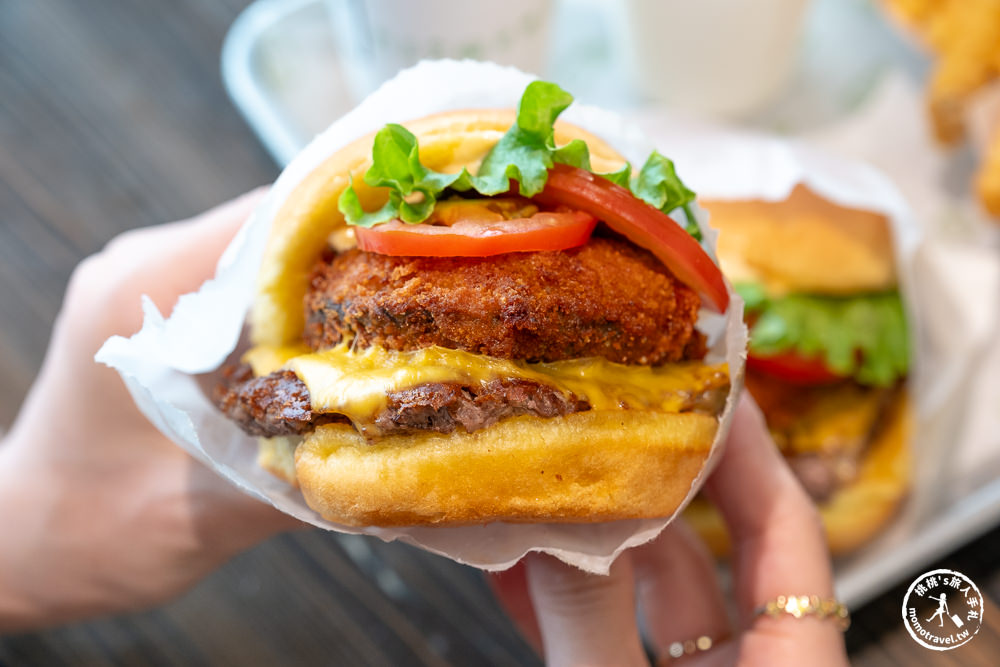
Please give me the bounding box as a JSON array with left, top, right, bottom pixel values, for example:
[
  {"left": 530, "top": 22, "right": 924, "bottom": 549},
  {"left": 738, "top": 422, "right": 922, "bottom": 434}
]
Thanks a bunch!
[
  {"left": 211, "top": 81, "right": 735, "bottom": 527},
  {"left": 685, "top": 185, "right": 912, "bottom": 555}
]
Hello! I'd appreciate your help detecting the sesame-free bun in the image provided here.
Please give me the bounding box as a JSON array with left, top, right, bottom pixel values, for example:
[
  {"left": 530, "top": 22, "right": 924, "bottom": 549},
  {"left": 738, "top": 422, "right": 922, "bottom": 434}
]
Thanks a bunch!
[
  {"left": 293, "top": 410, "right": 718, "bottom": 527},
  {"left": 252, "top": 110, "right": 627, "bottom": 348},
  {"left": 684, "top": 391, "right": 911, "bottom": 556},
  {"left": 703, "top": 185, "right": 897, "bottom": 296}
]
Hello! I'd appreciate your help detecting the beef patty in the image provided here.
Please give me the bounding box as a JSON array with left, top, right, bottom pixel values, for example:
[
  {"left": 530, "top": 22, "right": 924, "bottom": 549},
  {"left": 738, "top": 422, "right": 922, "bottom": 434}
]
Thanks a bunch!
[{"left": 213, "top": 363, "right": 587, "bottom": 438}]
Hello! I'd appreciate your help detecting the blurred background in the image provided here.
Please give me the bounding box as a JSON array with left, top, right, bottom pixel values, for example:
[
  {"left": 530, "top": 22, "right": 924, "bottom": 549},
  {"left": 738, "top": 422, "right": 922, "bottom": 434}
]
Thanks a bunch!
[{"left": 2, "top": 0, "right": 999, "bottom": 664}]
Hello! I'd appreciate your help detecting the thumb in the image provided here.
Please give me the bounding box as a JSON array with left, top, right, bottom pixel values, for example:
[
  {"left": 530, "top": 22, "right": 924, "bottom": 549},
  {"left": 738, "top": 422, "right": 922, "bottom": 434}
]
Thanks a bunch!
[{"left": 525, "top": 552, "right": 647, "bottom": 667}]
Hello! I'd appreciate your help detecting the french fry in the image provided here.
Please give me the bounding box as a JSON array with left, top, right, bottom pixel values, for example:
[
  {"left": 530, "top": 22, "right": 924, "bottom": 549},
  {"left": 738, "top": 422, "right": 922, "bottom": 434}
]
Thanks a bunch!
[
  {"left": 883, "top": 0, "right": 1000, "bottom": 218},
  {"left": 976, "top": 124, "right": 1000, "bottom": 215}
]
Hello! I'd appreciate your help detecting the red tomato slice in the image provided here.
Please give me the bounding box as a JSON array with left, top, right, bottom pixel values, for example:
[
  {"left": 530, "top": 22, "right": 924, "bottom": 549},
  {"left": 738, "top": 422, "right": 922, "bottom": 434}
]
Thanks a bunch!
[
  {"left": 355, "top": 210, "right": 597, "bottom": 257},
  {"left": 747, "top": 351, "right": 845, "bottom": 385},
  {"left": 535, "top": 164, "right": 729, "bottom": 312}
]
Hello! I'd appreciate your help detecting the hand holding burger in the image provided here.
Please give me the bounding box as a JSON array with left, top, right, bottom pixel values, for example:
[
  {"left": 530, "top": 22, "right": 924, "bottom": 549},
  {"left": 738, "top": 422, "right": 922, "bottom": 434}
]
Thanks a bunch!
[{"left": 0, "top": 191, "right": 302, "bottom": 632}]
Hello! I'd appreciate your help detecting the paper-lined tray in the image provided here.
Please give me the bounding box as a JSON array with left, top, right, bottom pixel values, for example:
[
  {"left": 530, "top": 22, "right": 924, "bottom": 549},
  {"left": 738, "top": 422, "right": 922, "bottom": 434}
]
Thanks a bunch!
[{"left": 219, "top": 0, "right": 1000, "bottom": 607}]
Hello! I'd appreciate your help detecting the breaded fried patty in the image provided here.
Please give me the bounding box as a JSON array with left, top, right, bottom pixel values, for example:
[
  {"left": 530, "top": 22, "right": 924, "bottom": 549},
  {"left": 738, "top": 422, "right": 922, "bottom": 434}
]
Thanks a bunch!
[{"left": 304, "top": 237, "right": 705, "bottom": 365}]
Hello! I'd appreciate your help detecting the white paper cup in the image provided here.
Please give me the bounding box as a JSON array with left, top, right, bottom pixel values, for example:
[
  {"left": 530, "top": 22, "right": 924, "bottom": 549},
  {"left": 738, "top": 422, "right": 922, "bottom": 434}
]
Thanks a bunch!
[
  {"left": 623, "top": 0, "right": 810, "bottom": 118},
  {"left": 327, "top": 0, "right": 554, "bottom": 102}
]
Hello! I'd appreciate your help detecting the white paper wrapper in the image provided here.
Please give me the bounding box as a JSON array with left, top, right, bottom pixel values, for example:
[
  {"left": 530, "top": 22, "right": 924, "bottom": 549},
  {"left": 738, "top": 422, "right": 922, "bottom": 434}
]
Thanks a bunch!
[{"left": 97, "top": 60, "right": 751, "bottom": 575}]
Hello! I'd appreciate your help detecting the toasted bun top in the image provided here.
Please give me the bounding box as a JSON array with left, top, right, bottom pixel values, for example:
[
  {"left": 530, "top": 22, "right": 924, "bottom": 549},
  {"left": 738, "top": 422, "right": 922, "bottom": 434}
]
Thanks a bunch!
[
  {"left": 703, "top": 184, "right": 897, "bottom": 296},
  {"left": 252, "top": 110, "right": 628, "bottom": 347}
]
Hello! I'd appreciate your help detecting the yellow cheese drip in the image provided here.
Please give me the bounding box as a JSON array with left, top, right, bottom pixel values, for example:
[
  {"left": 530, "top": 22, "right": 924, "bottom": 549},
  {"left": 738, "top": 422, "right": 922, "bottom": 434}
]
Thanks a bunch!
[
  {"left": 245, "top": 343, "right": 729, "bottom": 435},
  {"left": 243, "top": 344, "right": 311, "bottom": 376}
]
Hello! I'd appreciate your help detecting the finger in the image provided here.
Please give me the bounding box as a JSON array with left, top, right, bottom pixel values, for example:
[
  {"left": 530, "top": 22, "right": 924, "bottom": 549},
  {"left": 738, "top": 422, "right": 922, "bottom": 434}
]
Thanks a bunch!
[
  {"left": 487, "top": 562, "right": 544, "bottom": 654},
  {"left": 632, "top": 519, "right": 731, "bottom": 659},
  {"left": 525, "top": 552, "right": 647, "bottom": 667},
  {"left": 704, "top": 396, "right": 833, "bottom": 617},
  {"left": 58, "top": 186, "right": 268, "bottom": 357},
  {"left": 162, "top": 185, "right": 269, "bottom": 257},
  {"left": 704, "top": 396, "right": 846, "bottom": 662},
  {"left": 99, "top": 186, "right": 269, "bottom": 311},
  {"left": 15, "top": 188, "right": 272, "bottom": 452}
]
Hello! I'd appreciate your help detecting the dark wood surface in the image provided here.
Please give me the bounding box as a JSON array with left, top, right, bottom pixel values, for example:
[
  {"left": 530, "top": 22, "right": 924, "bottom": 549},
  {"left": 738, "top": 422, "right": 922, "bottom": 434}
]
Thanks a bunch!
[{"left": 2, "top": 1, "right": 999, "bottom": 665}]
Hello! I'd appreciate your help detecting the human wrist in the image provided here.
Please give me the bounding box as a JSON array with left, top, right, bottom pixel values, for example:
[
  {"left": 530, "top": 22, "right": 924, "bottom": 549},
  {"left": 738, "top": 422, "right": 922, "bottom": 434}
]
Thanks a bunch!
[{"left": 0, "top": 437, "right": 50, "bottom": 632}]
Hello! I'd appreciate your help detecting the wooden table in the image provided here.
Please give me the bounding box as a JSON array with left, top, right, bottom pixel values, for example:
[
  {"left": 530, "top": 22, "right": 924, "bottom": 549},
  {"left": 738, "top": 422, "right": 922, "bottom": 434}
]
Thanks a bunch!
[{"left": 2, "top": 1, "right": 999, "bottom": 664}]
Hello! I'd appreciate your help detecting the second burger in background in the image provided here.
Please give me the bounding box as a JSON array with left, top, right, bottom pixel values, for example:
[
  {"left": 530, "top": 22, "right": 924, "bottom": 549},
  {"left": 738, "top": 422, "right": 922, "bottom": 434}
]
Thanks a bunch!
[{"left": 686, "top": 185, "right": 912, "bottom": 555}]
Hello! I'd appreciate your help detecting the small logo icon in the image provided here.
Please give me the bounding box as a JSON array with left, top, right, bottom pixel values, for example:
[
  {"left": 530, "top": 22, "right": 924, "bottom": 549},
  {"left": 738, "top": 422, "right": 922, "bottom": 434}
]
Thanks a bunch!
[{"left": 902, "top": 569, "right": 983, "bottom": 650}]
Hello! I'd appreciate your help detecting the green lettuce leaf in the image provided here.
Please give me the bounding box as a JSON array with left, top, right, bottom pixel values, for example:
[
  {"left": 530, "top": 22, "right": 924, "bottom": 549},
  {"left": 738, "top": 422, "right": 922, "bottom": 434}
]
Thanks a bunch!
[
  {"left": 475, "top": 81, "right": 587, "bottom": 196},
  {"left": 338, "top": 80, "right": 701, "bottom": 240},
  {"left": 737, "top": 283, "right": 910, "bottom": 387},
  {"left": 339, "top": 124, "right": 474, "bottom": 227},
  {"left": 633, "top": 152, "right": 700, "bottom": 240}
]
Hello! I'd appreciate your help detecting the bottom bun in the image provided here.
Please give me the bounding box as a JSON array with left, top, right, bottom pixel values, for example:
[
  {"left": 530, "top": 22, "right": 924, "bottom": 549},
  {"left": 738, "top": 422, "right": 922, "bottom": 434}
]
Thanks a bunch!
[
  {"left": 284, "top": 410, "right": 719, "bottom": 527},
  {"left": 684, "top": 392, "right": 912, "bottom": 556},
  {"left": 258, "top": 436, "right": 300, "bottom": 487}
]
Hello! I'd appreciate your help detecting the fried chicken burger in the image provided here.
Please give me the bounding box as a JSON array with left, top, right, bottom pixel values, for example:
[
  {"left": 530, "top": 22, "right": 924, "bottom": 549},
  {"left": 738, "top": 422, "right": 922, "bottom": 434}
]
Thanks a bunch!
[
  {"left": 212, "top": 82, "right": 735, "bottom": 527},
  {"left": 685, "top": 185, "right": 912, "bottom": 555}
]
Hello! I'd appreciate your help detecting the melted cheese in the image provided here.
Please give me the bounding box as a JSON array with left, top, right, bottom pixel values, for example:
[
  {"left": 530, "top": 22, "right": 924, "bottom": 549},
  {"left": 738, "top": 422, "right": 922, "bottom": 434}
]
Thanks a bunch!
[
  {"left": 243, "top": 344, "right": 311, "bottom": 376},
  {"left": 246, "top": 343, "right": 729, "bottom": 435}
]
